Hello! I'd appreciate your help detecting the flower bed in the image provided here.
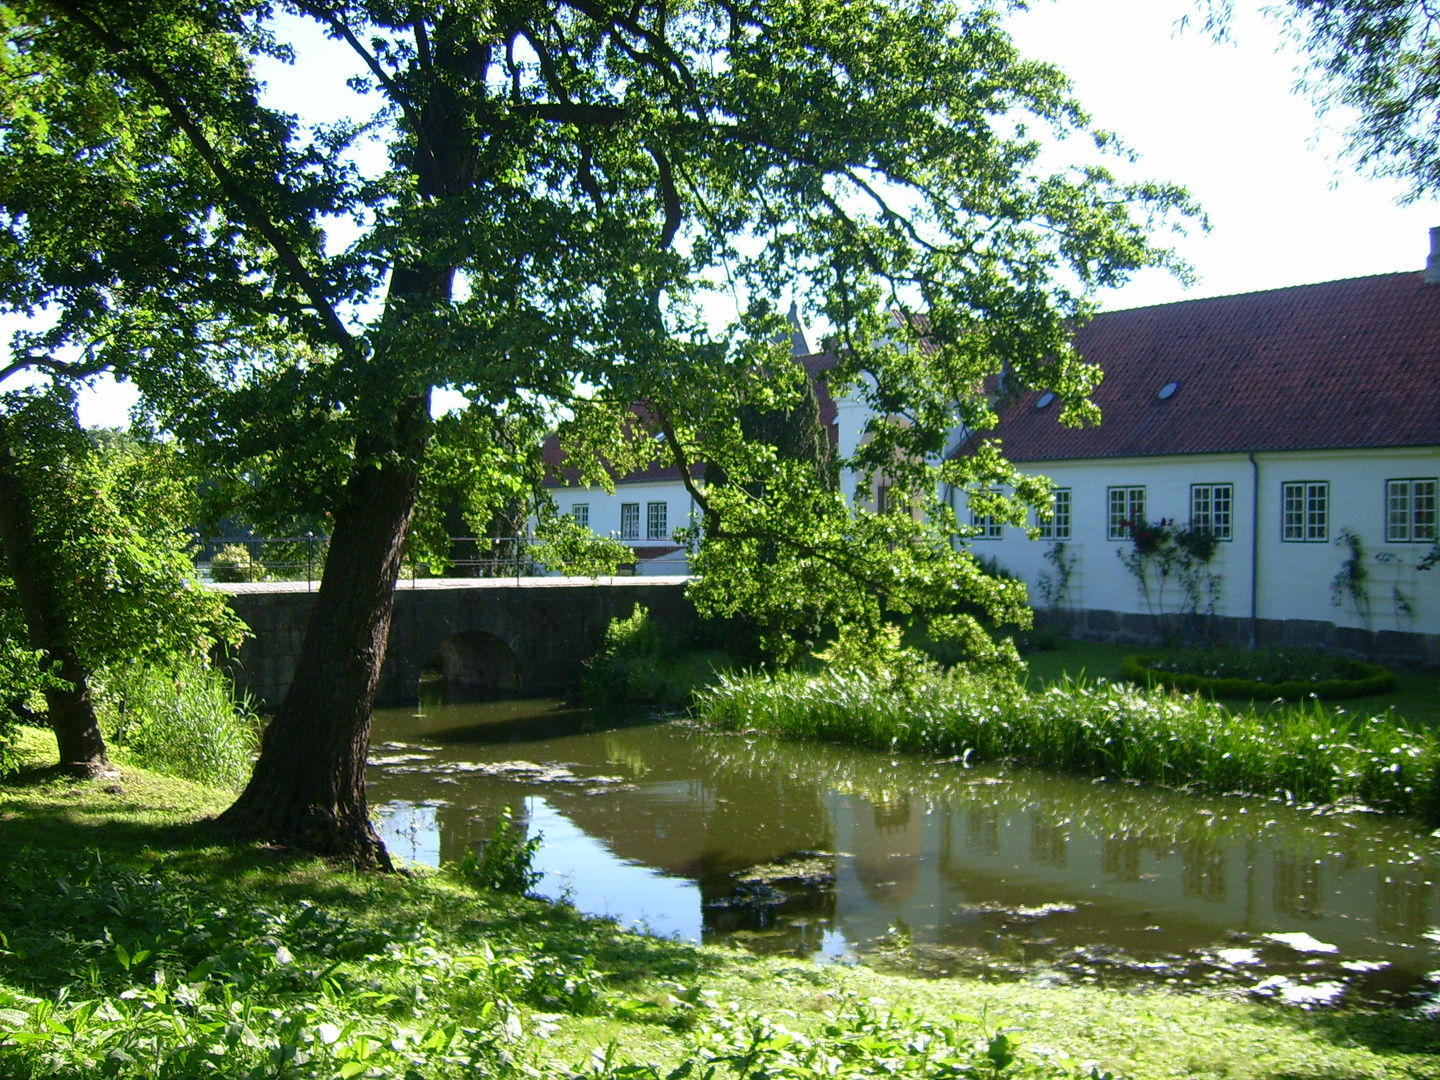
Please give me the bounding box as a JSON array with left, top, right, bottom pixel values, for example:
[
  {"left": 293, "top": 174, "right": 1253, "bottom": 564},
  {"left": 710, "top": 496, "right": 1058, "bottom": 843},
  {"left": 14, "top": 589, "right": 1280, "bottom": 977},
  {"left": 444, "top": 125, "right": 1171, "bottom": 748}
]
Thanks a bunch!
[{"left": 1122, "top": 647, "right": 1395, "bottom": 701}]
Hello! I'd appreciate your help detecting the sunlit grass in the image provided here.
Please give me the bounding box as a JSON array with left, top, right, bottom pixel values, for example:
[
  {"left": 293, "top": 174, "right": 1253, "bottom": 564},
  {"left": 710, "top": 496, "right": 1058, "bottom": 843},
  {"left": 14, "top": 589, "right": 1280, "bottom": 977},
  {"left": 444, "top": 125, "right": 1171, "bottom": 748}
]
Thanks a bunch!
[{"left": 1021, "top": 639, "right": 1440, "bottom": 727}]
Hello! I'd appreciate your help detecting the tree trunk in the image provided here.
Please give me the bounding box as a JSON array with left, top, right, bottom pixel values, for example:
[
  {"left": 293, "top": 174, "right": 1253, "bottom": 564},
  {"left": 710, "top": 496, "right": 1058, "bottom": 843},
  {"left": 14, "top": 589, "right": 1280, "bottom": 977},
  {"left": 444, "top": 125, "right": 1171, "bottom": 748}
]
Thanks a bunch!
[
  {"left": 215, "top": 63, "right": 472, "bottom": 866},
  {"left": 216, "top": 390, "right": 431, "bottom": 868},
  {"left": 0, "top": 416, "right": 110, "bottom": 776}
]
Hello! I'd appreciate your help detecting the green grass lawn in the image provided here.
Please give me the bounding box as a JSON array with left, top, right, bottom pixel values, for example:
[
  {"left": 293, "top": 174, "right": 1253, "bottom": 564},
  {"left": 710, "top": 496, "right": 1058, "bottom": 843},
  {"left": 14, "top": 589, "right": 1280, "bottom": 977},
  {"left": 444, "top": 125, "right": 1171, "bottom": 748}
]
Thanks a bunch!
[
  {"left": 1021, "top": 639, "right": 1440, "bottom": 727},
  {"left": 3, "top": 724, "right": 1439, "bottom": 1079}
]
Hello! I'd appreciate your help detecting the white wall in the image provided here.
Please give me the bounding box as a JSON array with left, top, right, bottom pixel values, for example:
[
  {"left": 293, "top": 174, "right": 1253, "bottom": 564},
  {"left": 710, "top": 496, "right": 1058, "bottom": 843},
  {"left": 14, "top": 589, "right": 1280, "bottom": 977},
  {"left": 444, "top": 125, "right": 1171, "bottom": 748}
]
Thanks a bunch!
[
  {"left": 956, "top": 447, "right": 1440, "bottom": 635},
  {"left": 550, "top": 479, "right": 698, "bottom": 568}
]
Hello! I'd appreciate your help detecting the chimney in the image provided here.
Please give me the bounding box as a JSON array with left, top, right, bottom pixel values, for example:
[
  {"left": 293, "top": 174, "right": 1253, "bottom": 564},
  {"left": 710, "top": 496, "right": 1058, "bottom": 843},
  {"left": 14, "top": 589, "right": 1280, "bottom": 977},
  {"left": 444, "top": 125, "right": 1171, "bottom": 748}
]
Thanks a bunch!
[{"left": 1425, "top": 226, "right": 1440, "bottom": 284}]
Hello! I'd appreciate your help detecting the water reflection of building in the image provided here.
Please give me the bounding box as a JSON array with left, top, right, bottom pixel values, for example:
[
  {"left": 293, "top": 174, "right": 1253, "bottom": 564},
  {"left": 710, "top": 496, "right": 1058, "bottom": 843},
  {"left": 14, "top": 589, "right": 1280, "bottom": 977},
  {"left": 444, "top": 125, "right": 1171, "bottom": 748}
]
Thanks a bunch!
[
  {"left": 368, "top": 714, "right": 1440, "bottom": 970},
  {"left": 830, "top": 789, "right": 1439, "bottom": 964},
  {"left": 1031, "top": 816, "right": 1067, "bottom": 868},
  {"left": 1272, "top": 855, "right": 1323, "bottom": 920},
  {"left": 1181, "top": 839, "right": 1227, "bottom": 903},
  {"left": 852, "top": 796, "right": 922, "bottom": 905},
  {"left": 1377, "top": 873, "right": 1432, "bottom": 935}
]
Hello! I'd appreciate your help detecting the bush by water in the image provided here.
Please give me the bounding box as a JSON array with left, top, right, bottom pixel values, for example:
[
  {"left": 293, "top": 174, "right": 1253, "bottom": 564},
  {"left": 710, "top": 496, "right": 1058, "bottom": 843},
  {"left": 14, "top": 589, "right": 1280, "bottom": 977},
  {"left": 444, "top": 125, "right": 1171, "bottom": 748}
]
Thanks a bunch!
[{"left": 697, "top": 667, "right": 1439, "bottom": 816}]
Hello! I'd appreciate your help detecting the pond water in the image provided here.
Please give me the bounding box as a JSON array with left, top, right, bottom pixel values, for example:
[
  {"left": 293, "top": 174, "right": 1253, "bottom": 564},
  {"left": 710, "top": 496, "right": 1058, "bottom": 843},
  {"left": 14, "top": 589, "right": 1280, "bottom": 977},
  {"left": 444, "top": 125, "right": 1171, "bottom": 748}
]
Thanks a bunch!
[{"left": 368, "top": 696, "right": 1440, "bottom": 1010}]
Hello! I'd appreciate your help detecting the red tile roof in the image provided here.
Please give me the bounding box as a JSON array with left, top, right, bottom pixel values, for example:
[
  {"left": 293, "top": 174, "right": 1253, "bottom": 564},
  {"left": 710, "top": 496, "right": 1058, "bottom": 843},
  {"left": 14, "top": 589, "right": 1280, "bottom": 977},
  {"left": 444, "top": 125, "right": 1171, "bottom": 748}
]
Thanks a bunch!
[
  {"left": 977, "top": 272, "right": 1440, "bottom": 462},
  {"left": 544, "top": 352, "right": 840, "bottom": 486}
]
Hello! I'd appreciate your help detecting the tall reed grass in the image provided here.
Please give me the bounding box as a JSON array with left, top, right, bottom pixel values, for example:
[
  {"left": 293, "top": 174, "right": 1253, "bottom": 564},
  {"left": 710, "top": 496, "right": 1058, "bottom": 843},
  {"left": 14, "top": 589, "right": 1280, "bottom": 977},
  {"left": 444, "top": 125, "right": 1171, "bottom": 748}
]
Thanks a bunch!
[
  {"left": 696, "top": 667, "right": 1440, "bottom": 816},
  {"left": 97, "top": 662, "right": 260, "bottom": 789}
]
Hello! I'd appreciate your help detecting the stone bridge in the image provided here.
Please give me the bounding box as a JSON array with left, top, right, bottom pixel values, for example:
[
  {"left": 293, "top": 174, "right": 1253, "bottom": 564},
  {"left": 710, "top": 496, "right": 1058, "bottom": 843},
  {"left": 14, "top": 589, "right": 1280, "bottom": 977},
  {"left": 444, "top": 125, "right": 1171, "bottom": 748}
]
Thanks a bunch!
[{"left": 218, "top": 576, "right": 694, "bottom": 708}]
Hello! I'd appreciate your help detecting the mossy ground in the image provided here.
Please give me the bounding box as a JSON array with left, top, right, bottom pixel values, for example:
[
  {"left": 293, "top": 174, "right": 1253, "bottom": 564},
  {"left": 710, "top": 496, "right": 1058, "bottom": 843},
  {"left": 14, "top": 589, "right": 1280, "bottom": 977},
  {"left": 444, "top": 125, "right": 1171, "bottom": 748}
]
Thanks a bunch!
[{"left": 2, "top": 725, "right": 1438, "bottom": 1079}]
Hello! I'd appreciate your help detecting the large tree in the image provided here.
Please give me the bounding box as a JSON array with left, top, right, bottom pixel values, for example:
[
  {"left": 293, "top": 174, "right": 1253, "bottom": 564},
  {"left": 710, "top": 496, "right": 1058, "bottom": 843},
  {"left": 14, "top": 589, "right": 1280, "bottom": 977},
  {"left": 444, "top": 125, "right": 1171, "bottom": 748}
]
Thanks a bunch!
[{"left": 10, "top": 0, "right": 1194, "bottom": 864}]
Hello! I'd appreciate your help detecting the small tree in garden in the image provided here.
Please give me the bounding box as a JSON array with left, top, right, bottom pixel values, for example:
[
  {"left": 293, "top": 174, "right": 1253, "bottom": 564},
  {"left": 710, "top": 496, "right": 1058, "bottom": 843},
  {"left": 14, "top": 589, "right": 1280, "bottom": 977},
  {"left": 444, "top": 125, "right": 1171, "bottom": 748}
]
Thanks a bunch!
[
  {"left": 1037, "top": 542, "right": 1078, "bottom": 612},
  {"left": 0, "top": 391, "right": 246, "bottom": 774},
  {"left": 1331, "top": 528, "right": 1374, "bottom": 634}
]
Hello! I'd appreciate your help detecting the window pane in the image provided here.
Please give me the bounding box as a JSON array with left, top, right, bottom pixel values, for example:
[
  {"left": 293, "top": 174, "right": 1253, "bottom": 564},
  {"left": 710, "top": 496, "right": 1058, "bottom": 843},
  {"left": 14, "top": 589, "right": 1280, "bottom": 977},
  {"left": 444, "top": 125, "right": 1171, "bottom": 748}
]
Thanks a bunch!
[
  {"left": 1388, "top": 480, "right": 1411, "bottom": 542},
  {"left": 646, "top": 501, "right": 668, "bottom": 540},
  {"left": 571, "top": 503, "right": 589, "bottom": 529},
  {"left": 1108, "top": 486, "right": 1143, "bottom": 539},
  {"left": 1053, "top": 489, "right": 1071, "bottom": 541},
  {"left": 1282, "top": 483, "right": 1304, "bottom": 541},
  {"left": 620, "top": 502, "right": 640, "bottom": 539},
  {"left": 1414, "top": 479, "right": 1437, "bottom": 541},
  {"left": 1191, "top": 485, "right": 1212, "bottom": 530},
  {"left": 1108, "top": 488, "right": 1127, "bottom": 539},
  {"left": 1306, "top": 482, "right": 1328, "bottom": 541},
  {"left": 1128, "top": 487, "right": 1146, "bottom": 526},
  {"left": 1213, "top": 484, "right": 1232, "bottom": 540}
]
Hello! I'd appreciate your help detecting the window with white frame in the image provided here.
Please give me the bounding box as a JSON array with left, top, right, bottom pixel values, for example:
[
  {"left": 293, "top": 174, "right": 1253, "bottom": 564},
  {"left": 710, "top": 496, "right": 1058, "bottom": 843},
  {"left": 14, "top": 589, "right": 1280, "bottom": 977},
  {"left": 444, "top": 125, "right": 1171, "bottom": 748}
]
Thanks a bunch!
[
  {"left": 1037, "top": 488, "right": 1071, "bottom": 541},
  {"left": 620, "top": 502, "right": 640, "bottom": 539},
  {"left": 646, "top": 501, "right": 668, "bottom": 540},
  {"left": 970, "top": 490, "right": 1002, "bottom": 540},
  {"left": 1386, "top": 478, "right": 1437, "bottom": 543},
  {"left": 1190, "top": 483, "right": 1233, "bottom": 540},
  {"left": 1281, "top": 481, "right": 1328, "bottom": 542},
  {"left": 569, "top": 503, "right": 589, "bottom": 529},
  {"left": 1107, "top": 486, "right": 1145, "bottom": 540}
]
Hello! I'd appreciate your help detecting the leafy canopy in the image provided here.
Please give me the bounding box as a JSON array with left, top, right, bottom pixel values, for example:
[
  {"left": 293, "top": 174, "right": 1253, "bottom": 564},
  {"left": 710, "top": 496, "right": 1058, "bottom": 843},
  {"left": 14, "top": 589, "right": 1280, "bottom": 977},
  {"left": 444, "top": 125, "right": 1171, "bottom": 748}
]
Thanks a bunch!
[{"left": 5, "top": 0, "right": 1196, "bottom": 660}]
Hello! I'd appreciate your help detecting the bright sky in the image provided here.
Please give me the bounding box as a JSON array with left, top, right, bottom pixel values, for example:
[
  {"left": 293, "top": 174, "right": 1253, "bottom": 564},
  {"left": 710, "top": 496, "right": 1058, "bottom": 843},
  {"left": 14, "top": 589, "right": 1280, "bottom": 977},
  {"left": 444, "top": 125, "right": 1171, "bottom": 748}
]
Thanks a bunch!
[{"left": 44, "top": 0, "right": 1440, "bottom": 426}]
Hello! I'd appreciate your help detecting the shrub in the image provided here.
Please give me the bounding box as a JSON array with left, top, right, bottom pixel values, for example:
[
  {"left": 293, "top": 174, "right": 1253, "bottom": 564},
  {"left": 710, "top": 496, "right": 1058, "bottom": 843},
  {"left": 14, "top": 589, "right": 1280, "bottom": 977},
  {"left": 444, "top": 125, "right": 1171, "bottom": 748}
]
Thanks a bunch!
[
  {"left": 582, "top": 604, "right": 730, "bottom": 705},
  {"left": 206, "top": 543, "right": 266, "bottom": 583},
  {"left": 696, "top": 666, "right": 1438, "bottom": 816},
  {"left": 1123, "top": 648, "right": 1395, "bottom": 700},
  {"left": 96, "top": 662, "right": 260, "bottom": 789},
  {"left": 456, "top": 806, "right": 542, "bottom": 894}
]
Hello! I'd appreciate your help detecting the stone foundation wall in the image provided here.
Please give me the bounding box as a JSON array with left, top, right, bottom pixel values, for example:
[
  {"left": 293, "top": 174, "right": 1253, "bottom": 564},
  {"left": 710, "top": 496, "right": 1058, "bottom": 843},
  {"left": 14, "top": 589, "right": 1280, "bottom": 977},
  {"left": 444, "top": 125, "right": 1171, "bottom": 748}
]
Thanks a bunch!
[{"left": 1032, "top": 607, "right": 1440, "bottom": 669}]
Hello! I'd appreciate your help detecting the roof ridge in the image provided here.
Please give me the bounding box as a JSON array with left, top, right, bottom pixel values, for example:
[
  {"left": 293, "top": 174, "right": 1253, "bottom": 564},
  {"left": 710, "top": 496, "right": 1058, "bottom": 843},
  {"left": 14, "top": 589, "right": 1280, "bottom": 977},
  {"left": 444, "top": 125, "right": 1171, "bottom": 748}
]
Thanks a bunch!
[{"left": 1097, "top": 270, "right": 1420, "bottom": 316}]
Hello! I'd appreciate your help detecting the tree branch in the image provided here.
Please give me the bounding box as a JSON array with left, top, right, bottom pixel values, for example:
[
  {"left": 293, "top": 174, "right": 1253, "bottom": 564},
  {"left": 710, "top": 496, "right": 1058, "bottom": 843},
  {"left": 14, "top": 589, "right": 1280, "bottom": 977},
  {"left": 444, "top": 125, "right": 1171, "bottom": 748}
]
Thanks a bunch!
[
  {"left": 0, "top": 354, "right": 110, "bottom": 389},
  {"left": 47, "top": 1, "right": 361, "bottom": 362},
  {"left": 649, "top": 145, "right": 681, "bottom": 249},
  {"left": 292, "top": 2, "right": 427, "bottom": 144},
  {"left": 511, "top": 103, "right": 631, "bottom": 124},
  {"left": 557, "top": 0, "right": 697, "bottom": 97},
  {"left": 650, "top": 402, "right": 717, "bottom": 533}
]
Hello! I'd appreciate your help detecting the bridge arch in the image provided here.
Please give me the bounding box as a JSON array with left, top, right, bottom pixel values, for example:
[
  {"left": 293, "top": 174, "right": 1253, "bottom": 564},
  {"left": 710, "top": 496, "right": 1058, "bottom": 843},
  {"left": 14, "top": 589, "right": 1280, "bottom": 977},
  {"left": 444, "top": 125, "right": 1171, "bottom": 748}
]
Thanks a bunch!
[{"left": 424, "top": 630, "right": 521, "bottom": 697}]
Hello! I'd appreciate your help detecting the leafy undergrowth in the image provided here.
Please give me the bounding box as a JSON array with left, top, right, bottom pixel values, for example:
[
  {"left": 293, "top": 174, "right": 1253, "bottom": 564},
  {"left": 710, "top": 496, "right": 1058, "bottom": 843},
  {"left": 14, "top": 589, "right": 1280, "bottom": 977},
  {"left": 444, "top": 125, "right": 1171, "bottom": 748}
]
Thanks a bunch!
[
  {"left": 696, "top": 668, "right": 1440, "bottom": 816},
  {"left": 3, "top": 726, "right": 1438, "bottom": 1080}
]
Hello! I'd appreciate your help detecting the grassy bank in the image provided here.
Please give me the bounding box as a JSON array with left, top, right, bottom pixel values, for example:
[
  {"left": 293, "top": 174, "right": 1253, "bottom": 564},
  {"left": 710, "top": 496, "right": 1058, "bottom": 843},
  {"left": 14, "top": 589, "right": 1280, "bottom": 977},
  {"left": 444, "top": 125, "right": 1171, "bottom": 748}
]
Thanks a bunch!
[
  {"left": 2, "top": 725, "right": 1439, "bottom": 1080},
  {"left": 697, "top": 667, "right": 1440, "bottom": 816}
]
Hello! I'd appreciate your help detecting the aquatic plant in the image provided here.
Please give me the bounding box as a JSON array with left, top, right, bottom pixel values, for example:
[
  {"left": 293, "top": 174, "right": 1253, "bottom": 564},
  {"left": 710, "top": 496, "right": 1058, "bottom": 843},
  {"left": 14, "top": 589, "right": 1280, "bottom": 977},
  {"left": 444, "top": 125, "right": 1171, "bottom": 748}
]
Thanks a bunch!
[{"left": 696, "top": 668, "right": 1439, "bottom": 816}]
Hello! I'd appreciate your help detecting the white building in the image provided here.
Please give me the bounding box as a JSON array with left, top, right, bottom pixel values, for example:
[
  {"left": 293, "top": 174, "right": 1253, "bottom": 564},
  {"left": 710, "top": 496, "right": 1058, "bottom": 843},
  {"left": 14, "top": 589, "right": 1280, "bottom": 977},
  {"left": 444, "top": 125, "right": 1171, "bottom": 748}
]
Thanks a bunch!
[
  {"left": 542, "top": 348, "right": 851, "bottom": 575},
  {"left": 543, "top": 255, "right": 1440, "bottom": 659},
  {"left": 952, "top": 265, "right": 1440, "bottom": 659}
]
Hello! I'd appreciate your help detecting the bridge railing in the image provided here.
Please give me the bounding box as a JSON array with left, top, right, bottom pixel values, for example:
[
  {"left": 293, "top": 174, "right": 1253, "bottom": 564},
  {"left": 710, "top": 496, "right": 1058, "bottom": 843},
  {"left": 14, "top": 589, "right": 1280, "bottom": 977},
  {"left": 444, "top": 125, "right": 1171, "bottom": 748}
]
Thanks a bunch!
[{"left": 193, "top": 535, "right": 547, "bottom": 586}]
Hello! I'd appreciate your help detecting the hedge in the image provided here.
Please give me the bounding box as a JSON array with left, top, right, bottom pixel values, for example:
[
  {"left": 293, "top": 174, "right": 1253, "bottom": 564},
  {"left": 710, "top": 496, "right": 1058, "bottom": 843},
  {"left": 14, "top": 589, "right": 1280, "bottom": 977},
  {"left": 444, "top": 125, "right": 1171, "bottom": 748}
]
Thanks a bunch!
[{"left": 1122, "top": 652, "right": 1396, "bottom": 701}]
